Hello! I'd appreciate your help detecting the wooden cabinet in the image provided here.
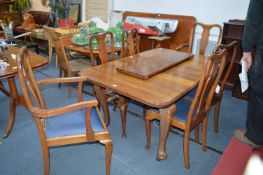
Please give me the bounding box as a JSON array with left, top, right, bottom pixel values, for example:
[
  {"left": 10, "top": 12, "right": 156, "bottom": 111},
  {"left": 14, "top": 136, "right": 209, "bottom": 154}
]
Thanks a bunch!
[
  {"left": 221, "top": 20, "right": 249, "bottom": 100},
  {"left": 0, "top": 0, "right": 21, "bottom": 24},
  {"left": 123, "top": 11, "right": 197, "bottom": 52}
]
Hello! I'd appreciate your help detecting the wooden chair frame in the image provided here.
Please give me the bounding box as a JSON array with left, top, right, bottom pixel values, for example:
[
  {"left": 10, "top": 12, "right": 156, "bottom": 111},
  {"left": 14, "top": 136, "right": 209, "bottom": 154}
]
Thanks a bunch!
[
  {"left": 176, "top": 22, "right": 223, "bottom": 55},
  {"left": 212, "top": 41, "right": 238, "bottom": 132},
  {"left": 89, "top": 32, "right": 129, "bottom": 138},
  {"left": 145, "top": 49, "right": 227, "bottom": 168},
  {"left": 16, "top": 47, "right": 112, "bottom": 175},
  {"left": 0, "top": 80, "right": 10, "bottom": 96},
  {"left": 44, "top": 26, "right": 90, "bottom": 97}
]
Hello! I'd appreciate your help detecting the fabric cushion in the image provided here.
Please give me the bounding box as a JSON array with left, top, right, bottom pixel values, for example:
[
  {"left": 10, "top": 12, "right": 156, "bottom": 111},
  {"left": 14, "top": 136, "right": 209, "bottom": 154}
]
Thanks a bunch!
[
  {"left": 184, "top": 88, "right": 197, "bottom": 99},
  {"left": 172, "top": 100, "right": 191, "bottom": 122},
  {"left": 46, "top": 107, "right": 105, "bottom": 138},
  {"left": 149, "top": 100, "right": 191, "bottom": 122}
]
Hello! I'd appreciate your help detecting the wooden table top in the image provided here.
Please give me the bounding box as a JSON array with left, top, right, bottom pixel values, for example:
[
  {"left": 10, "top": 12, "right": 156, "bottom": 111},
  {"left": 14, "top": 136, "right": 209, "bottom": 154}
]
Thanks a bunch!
[
  {"left": 80, "top": 48, "right": 207, "bottom": 108},
  {"left": 116, "top": 49, "right": 193, "bottom": 79},
  {"left": 0, "top": 47, "right": 48, "bottom": 79}
]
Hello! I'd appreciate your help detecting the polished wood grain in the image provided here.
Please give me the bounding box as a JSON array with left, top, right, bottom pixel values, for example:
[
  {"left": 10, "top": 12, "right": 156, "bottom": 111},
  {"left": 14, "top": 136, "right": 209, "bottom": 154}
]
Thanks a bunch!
[
  {"left": 116, "top": 49, "right": 193, "bottom": 79},
  {"left": 0, "top": 47, "right": 48, "bottom": 79},
  {"left": 0, "top": 47, "right": 48, "bottom": 138},
  {"left": 80, "top": 48, "right": 205, "bottom": 108},
  {"left": 123, "top": 11, "right": 197, "bottom": 51},
  {"left": 79, "top": 48, "right": 207, "bottom": 160},
  {"left": 16, "top": 47, "right": 112, "bottom": 175}
]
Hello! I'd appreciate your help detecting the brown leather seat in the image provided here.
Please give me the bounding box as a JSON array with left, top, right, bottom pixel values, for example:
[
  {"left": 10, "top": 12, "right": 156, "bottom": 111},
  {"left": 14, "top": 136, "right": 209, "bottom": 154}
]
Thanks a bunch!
[{"left": 14, "top": 11, "right": 53, "bottom": 35}]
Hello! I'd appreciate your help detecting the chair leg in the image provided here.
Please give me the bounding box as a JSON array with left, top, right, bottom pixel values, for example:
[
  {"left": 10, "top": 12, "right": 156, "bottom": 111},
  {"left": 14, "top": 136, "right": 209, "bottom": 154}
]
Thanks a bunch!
[
  {"left": 194, "top": 126, "right": 200, "bottom": 144},
  {"left": 201, "top": 116, "right": 209, "bottom": 151},
  {"left": 67, "top": 72, "right": 72, "bottom": 98},
  {"left": 214, "top": 101, "right": 221, "bottom": 133},
  {"left": 58, "top": 68, "right": 63, "bottom": 89},
  {"left": 145, "top": 115, "right": 152, "bottom": 150},
  {"left": 48, "top": 45, "right": 53, "bottom": 64},
  {"left": 101, "top": 139, "right": 113, "bottom": 175},
  {"left": 0, "top": 81, "right": 10, "bottom": 96},
  {"left": 117, "top": 98, "right": 128, "bottom": 138},
  {"left": 43, "top": 147, "right": 50, "bottom": 175},
  {"left": 183, "top": 131, "right": 190, "bottom": 169}
]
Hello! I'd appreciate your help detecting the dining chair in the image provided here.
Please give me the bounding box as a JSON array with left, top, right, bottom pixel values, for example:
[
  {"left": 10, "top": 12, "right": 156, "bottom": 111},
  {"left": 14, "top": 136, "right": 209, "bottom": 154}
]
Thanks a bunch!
[
  {"left": 89, "top": 31, "right": 129, "bottom": 138},
  {"left": 67, "top": 26, "right": 87, "bottom": 59},
  {"left": 145, "top": 48, "right": 227, "bottom": 168},
  {"left": 16, "top": 46, "right": 112, "bottom": 175},
  {"left": 212, "top": 41, "right": 238, "bottom": 132},
  {"left": 184, "top": 41, "right": 238, "bottom": 133},
  {"left": 44, "top": 26, "right": 91, "bottom": 97},
  {"left": 121, "top": 28, "right": 140, "bottom": 58},
  {"left": 176, "top": 22, "right": 223, "bottom": 55},
  {"left": 0, "top": 80, "right": 10, "bottom": 96},
  {"left": 43, "top": 26, "right": 56, "bottom": 65}
]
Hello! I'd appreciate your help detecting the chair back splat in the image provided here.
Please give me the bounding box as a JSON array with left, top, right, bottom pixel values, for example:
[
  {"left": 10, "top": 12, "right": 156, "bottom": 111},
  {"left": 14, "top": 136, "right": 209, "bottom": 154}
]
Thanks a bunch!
[
  {"left": 89, "top": 31, "right": 115, "bottom": 66},
  {"left": 121, "top": 28, "right": 140, "bottom": 58},
  {"left": 176, "top": 22, "right": 222, "bottom": 56},
  {"left": 16, "top": 46, "right": 112, "bottom": 175}
]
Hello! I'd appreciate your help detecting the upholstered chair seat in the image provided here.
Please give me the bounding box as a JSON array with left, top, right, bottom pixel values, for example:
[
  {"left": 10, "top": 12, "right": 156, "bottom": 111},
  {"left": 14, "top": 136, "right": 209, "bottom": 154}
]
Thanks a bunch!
[{"left": 46, "top": 107, "right": 104, "bottom": 138}]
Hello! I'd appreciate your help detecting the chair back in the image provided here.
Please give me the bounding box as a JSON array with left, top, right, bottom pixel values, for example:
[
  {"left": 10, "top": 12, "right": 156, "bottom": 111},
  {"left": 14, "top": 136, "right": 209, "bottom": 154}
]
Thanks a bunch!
[
  {"left": 44, "top": 26, "right": 70, "bottom": 69},
  {"left": 188, "top": 22, "right": 222, "bottom": 55},
  {"left": 187, "top": 49, "right": 226, "bottom": 128},
  {"left": 43, "top": 26, "right": 56, "bottom": 47},
  {"left": 121, "top": 28, "right": 140, "bottom": 58},
  {"left": 213, "top": 41, "right": 237, "bottom": 96},
  {"left": 89, "top": 31, "right": 115, "bottom": 66},
  {"left": 16, "top": 47, "right": 47, "bottom": 111}
]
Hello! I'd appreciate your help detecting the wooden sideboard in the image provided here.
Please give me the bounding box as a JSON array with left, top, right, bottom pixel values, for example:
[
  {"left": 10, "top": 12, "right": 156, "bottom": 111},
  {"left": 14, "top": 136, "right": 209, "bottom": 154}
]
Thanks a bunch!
[
  {"left": 123, "top": 11, "right": 197, "bottom": 52},
  {"left": 221, "top": 20, "right": 249, "bottom": 100}
]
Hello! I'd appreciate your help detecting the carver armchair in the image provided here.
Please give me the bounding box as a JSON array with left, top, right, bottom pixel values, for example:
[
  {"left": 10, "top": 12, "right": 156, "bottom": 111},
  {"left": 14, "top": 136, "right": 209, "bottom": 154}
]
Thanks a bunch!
[
  {"left": 16, "top": 46, "right": 112, "bottom": 175},
  {"left": 145, "top": 48, "right": 227, "bottom": 168}
]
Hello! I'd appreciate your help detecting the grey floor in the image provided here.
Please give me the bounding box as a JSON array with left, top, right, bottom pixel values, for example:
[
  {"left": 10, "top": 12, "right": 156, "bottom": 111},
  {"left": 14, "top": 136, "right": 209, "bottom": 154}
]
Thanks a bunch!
[{"left": 0, "top": 51, "right": 247, "bottom": 175}]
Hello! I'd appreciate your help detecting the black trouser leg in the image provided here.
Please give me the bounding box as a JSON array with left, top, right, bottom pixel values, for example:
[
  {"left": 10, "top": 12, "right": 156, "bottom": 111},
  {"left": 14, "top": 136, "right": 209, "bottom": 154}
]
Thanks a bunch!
[
  {"left": 245, "top": 89, "right": 263, "bottom": 145},
  {"left": 245, "top": 48, "right": 263, "bottom": 145}
]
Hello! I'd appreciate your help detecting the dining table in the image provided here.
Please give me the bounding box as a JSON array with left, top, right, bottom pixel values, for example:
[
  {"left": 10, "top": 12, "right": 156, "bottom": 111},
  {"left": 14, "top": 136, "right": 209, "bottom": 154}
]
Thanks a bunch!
[
  {"left": 79, "top": 48, "right": 207, "bottom": 160},
  {"left": 0, "top": 47, "right": 48, "bottom": 138}
]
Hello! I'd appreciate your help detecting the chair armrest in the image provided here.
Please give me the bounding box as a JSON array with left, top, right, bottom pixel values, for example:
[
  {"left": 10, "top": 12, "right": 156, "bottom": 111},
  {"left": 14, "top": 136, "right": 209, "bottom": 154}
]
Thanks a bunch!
[
  {"left": 30, "top": 100, "right": 98, "bottom": 118},
  {"left": 37, "top": 77, "right": 87, "bottom": 102},
  {"left": 175, "top": 43, "right": 190, "bottom": 51},
  {"left": 37, "top": 77, "right": 87, "bottom": 88}
]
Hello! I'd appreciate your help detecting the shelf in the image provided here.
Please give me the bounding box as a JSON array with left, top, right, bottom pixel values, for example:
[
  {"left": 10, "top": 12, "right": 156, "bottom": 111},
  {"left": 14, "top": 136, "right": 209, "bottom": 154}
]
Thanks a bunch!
[{"left": 222, "top": 35, "right": 242, "bottom": 40}]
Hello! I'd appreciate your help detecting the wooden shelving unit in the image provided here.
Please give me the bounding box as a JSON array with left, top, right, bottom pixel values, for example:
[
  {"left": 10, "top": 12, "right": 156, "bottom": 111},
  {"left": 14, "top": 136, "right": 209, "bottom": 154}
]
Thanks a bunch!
[{"left": 221, "top": 19, "right": 249, "bottom": 100}]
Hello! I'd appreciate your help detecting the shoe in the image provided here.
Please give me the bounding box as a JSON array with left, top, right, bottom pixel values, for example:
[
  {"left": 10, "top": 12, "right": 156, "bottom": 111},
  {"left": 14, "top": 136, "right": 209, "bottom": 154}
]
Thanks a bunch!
[{"left": 233, "top": 130, "right": 261, "bottom": 148}]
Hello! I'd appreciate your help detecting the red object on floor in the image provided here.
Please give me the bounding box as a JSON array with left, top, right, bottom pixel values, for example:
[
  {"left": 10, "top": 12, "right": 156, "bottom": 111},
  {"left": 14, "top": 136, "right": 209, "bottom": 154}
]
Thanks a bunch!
[
  {"left": 212, "top": 136, "right": 263, "bottom": 175},
  {"left": 123, "top": 22, "right": 159, "bottom": 36}
]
